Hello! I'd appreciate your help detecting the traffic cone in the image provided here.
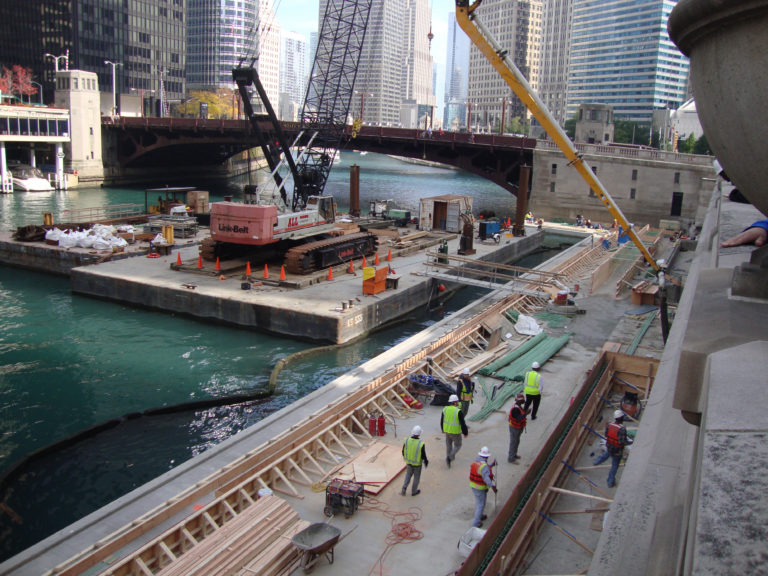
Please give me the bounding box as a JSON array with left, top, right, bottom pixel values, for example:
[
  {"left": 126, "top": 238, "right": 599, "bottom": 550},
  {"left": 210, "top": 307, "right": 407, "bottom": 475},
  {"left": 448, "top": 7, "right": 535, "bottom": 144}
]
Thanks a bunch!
[
  {"left": 348, "top": 260, "right": 354, "bottom": 274},
  {"left": 327, "top": 267, "right": 334, "bottom": 281},
  {"left": 197, "top": 255, "right": 203, "bottom": 269},
  {"left": 374, "top": 253, "right": 379, "bottom": 266},
  {"left": 386, "top": 249, "right": 392, "bottom": 261},
  {"left": 362, "top": 256, "right": 367, "bottom": 268},
  {"left": 280, "top": 266, "right": 286, "bottom": 281},
  {"left": 216, "top": 257, "right": 221, "bottom": 271},
  {"left": 263, "top": 263, "right": 268, "bottom": 279},
  {"left": 176, "top": 252, "right": 182, "bottom": 266}
]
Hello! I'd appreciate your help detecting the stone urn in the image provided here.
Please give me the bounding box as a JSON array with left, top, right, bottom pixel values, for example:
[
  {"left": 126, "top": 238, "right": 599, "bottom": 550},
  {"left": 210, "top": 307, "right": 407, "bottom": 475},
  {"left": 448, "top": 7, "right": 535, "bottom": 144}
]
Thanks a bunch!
[{"left": 668, "top": 0, "right": 768, "bottom": 218}]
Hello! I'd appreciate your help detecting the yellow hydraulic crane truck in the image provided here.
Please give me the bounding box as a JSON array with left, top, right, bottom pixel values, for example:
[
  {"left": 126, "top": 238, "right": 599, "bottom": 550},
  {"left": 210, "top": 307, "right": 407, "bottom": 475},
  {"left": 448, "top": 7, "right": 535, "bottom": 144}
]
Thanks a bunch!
[{"left": 454, "top": 0, "right": 661, "bottom": 273}]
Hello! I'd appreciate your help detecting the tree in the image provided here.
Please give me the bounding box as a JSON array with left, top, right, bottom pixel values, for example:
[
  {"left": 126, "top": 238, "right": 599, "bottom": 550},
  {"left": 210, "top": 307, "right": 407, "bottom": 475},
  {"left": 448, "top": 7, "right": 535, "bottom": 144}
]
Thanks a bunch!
[
  {"left": 0, "top": 67, "right": 12, "bottom": 102},
  {"left": 11, "top": 65, "right": 36, "bottom": 103},
  {"left": 613, "top": 120, "right": 650, "bottom": 145},
  {"left": 563, "top": 117, "right": 576, "bottom": 139},
  {"left": 175, "top": 89, "right": 237, "bottom": 119},
  {"left": 677, "top": 133, "right": 696, "bottom": 154},
  {"left": 693, "top": 133, "right": 710, "bottom": 155}
]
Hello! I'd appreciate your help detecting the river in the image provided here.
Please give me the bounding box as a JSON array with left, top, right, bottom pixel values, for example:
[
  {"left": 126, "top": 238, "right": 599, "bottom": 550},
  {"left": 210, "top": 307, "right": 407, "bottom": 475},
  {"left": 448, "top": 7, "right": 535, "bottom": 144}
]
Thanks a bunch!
[{"left": 0, "top": 152, "right": 560, "bottom": 559}]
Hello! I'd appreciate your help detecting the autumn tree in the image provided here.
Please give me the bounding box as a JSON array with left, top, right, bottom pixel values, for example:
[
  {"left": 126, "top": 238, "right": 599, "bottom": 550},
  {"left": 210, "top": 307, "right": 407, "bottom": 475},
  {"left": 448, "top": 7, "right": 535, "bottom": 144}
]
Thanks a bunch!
[{"left": 0, "top": 67, "right": 12, "bottom": 102}]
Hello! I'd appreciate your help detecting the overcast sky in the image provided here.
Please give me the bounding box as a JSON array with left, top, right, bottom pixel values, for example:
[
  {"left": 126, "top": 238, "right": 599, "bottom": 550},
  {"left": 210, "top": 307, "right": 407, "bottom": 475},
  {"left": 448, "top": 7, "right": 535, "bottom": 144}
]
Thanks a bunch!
[{"left": 273, "top": 0, "right": 458, "bottom": 117}]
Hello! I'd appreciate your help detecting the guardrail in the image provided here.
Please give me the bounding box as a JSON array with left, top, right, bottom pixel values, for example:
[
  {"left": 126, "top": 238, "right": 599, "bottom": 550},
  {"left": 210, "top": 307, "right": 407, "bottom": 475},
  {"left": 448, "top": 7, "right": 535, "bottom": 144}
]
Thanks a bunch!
[{"left": 59, "top": 203, "right": 146, "bottom": 223}]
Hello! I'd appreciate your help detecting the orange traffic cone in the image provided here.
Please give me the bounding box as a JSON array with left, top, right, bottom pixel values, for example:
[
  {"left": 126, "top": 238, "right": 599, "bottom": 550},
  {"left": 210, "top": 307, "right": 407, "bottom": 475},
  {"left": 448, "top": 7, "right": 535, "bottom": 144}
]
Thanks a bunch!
[
  {"left": 197, "top": 255, "right": 203, "bottom": 269},
  {"left": 280, "top": 266, "right": 286, "bottom": 281},
  {"left": 263, "top": 263, "right": 269, "bottom": 279},
  {"left": 176, "top": 252, "right": 182, "bottom": 266},
  {"left": 386, "top": 249, "right": 392, "bottom": 261},
  {"left": 362, "top": 256, "right": 367, "bottom": 268},
  {"left": 348, "top": 260, "right": 354, "bottom": 274},
  {"left": 327, "top": 267, "right": 334, "bottom": 281},
  {"left": 216, "top": 257, "right": 221, "bottom": 271},
  {"left": 245, "top": 261, "right": 250, "bottom": 276},
  {"left": 374, "top": 253, "right": 379, "bottom": 266}
]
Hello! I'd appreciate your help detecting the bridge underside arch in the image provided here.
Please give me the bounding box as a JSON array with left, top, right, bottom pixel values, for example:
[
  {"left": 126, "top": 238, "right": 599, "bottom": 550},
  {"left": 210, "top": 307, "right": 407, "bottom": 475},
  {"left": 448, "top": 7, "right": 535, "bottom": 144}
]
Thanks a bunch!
[{"left": 108, "top": 121, "right": 534, "bottom": 197}]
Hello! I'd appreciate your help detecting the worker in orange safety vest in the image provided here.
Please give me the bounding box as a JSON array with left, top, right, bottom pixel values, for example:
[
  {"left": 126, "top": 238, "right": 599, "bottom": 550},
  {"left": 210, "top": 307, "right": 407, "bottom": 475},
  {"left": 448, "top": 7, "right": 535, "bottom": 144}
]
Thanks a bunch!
[{"left": 469, "top": 446, "right": 497, "bottom": 528}]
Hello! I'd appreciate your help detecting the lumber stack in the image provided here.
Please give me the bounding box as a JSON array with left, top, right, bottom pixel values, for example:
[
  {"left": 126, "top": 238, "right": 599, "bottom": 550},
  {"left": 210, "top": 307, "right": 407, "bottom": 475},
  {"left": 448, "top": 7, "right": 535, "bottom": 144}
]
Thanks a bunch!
[{"left": 105, "top": 495, "right": 307, "bottom": 576}]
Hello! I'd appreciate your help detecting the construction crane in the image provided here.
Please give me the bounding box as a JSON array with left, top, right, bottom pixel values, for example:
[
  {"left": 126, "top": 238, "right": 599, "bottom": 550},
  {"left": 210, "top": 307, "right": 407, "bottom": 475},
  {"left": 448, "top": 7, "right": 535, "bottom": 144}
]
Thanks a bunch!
[
  {"left": 205, "top": 0, "right": 377, "bottom": 274},
  {"left": 454, "top": 0, "right": 661, "bottom": 273}
]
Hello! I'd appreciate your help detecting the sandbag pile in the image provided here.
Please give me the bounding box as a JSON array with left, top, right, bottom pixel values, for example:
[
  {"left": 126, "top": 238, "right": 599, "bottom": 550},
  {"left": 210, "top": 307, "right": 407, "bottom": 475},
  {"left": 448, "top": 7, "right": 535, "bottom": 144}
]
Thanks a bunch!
[{"left": 45, "top": 224, "right": 131, "bottom": 251}]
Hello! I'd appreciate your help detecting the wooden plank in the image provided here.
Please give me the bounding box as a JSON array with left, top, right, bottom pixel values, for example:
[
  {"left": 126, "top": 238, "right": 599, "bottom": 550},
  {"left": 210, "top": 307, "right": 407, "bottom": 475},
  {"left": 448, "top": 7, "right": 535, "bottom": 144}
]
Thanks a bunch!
[{"left": 549, "top": 486, "right": 613, "bottom": 504}]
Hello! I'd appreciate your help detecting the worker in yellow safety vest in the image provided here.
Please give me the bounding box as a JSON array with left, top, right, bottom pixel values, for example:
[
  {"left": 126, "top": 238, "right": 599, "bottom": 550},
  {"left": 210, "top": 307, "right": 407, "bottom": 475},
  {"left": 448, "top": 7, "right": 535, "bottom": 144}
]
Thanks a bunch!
[
  {"left": 401, "top": 425, "right": 428, "bottom": 496},
  {"left": 469, "top": 446, "right": 497, "bottom": 528},
  {"left": 523, "top": 361, "right": 543, "bottom": 420},
  {"left": 440, "top": 394, "right": 468, "bottom": 468},
  {"left": 456, "top": 368, "right": 475, "bottom": 416}
]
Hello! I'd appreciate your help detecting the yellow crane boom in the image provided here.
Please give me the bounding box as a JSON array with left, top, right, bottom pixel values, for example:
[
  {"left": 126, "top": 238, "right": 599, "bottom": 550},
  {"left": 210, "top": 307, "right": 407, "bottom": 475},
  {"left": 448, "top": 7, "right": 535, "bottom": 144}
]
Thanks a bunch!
[{"left": 455, "top": 0, "right": 659, "bottom": 271}]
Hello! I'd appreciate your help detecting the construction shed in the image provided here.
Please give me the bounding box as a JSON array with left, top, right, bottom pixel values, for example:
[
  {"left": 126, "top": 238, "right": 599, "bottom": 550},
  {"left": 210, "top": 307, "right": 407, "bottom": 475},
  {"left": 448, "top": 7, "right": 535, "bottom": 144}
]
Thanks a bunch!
[{"left": 418, "top": 194, "right": 473, "bottom": 233}]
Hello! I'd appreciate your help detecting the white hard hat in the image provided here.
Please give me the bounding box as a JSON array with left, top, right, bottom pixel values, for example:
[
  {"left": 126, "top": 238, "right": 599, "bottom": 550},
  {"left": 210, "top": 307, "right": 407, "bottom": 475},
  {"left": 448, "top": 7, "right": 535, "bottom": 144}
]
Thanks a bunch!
[
  {"left": 614, "top": 410, "right": 625, "bottom": 420},
  {"left": 411, "top": 425, "right": 422, "bottom": 436},
  {"left": 449, "top": 394, "right": 459, "bottom": 403},
  {"left": 532, "top": 361, "right": 540, "bottom": 370},
  {"left": 462, "top": 368, "right": 470, "bottom": 375},
  {"left": 478, "top": 446, "right": 491, "bottom": 458}
]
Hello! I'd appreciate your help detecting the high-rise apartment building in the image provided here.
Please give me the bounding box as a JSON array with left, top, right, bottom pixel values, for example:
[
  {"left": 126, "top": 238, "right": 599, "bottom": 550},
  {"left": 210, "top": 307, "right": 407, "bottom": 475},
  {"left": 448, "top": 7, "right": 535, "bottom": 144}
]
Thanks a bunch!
[
  {"left": 537, "top": 0, "right": 572, "bottom": 131},
  {"left": 467, "top": 0, "right": 543, "bottom": 132},
  {"left": 187, "top": 0, "right": 258, "bottom": 91},
  {"left": 443, "top": 11, "right": 470, "bottom": 131},
  {"left": 279, "top": 30, "right": 310, "bottom": 119},
  {"left": 0, "top": 0, "right": 186, "bottom": 110},
  {"left": 567, "top": 0, "right": 689, "bottom": 122}
]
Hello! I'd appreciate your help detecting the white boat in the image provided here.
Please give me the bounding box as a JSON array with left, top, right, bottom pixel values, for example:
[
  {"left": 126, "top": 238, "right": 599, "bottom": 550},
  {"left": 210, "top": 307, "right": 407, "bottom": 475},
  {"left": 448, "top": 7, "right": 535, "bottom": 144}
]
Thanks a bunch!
[{"left": 9, "top": 163, "right": 53, "bottom": 192}]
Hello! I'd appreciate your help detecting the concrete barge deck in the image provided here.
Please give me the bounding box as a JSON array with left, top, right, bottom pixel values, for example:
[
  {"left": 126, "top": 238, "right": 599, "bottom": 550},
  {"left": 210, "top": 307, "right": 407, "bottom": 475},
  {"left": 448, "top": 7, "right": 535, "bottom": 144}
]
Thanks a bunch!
[{"left": 0, "top": 226, "right": 554, "bottom": 344}]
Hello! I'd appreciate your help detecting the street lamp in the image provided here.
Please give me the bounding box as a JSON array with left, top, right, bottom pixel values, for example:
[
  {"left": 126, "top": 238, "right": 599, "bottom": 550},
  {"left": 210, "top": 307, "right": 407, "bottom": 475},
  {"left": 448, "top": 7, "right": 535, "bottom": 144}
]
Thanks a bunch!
[
  {"left": 30, "top": 81, "right": 43, "bottom": 104},
  {"left": 44, "top": 51, "right": 69, "bottom": 72},
  {"left": 104, "top": 60, "right": 123, "bottom": 117},
  {"left": 130, "top": 87, "right": 155, "bottom": 117}
]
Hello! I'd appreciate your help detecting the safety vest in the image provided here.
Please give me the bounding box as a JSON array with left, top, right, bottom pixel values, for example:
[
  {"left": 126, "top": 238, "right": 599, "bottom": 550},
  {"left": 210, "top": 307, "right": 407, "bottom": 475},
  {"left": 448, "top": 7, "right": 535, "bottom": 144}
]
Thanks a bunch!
[
  {"left": 606, "top": 422, "right": 624, "bottom": 448},
  {"left": 403, "top": 437, "right": 424, "bottom": 466},
  {"left": 469, "top": 461, "right": 493, "bottom": 490},
  {"left": 523, "top": 371, "right": 541, "bottom": 395},
  {"left": 508, "top": 405, "right": 526, "bottom": 429},
  {"left": 442, "top": 405, "right": 462, "bottom": 434},
  {"left": 459, "top": 377, "right": 473, "bottom": 402}
]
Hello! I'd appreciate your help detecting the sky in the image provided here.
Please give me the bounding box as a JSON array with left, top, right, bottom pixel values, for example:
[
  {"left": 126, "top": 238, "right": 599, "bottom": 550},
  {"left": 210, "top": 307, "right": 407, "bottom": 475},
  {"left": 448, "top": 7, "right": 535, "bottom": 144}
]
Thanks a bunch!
[{"left": 271, "top": 0, "right": 458, "bottom": 119}]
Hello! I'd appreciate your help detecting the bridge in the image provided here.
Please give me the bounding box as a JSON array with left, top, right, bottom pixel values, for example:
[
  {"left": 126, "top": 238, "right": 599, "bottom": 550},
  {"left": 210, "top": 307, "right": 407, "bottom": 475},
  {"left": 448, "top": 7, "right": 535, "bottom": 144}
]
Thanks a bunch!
[{"left": 103, "top": 116, "right": 537, "bottom": 196}]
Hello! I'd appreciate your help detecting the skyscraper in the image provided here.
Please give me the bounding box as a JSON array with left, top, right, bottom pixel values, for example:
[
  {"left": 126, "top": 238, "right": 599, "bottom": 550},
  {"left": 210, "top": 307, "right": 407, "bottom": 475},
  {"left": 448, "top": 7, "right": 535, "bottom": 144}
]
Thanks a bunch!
[
  {"left": 0, "top": 0, "right": 187, "bottom": 108},
  {"left": 334, "top": 0, "right": 433, "bottom": 128},
  {"left": 279, "top": 30, "right": 310, "bottom": 120},
  {"left": 467, "top": 0, "right": 543, "bottom": 133},
  {"left": 258, "top": 0, "right": 281, "bottom": 110},
  {"left": 443, "top": 11, "right": 470, "bottom": 131},
  {"left": 567, "top": 0, "right": 689, "bottom": 122},
  {"left": 537, "top": 0, "right": 573, "bottom": 131},
  {"left": 186, "top": 0, "right": 258, "bottom": 91}
]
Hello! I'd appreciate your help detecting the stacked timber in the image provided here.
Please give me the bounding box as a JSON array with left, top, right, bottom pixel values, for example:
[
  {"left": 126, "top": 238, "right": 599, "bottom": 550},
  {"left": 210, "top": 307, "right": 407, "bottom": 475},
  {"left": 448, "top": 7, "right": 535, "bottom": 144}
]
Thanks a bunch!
[{"left": 103, "top": 494, "right": 308, "bottom": 576}]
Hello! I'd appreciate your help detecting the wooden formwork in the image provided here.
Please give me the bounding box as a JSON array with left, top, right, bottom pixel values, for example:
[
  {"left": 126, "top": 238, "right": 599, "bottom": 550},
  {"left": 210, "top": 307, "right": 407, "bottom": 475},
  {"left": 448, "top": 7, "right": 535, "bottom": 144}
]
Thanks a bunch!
[
  {"left": 456, "top": 352, "right": 658, "bottom": 576},
  {"left": 47, "top": 244, "right": 623, "bottom": 576}
]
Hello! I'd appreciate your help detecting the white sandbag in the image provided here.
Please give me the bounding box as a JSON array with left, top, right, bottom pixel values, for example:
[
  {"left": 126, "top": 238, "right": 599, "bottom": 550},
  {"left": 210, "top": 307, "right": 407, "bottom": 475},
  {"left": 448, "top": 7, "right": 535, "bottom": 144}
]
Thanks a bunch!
[
  {"left": 45, "top": 228, "right": 63, "bottom": 241},
  {"left": 514, "top": 314, "right": 542, "bottom": 336}
]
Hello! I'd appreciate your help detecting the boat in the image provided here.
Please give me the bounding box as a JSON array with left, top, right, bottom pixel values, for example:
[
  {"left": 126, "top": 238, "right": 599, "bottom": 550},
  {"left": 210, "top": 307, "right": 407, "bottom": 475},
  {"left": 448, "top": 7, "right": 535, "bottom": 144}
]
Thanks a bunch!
[{"left": 9, "top": 163, "right": 53, "bottom": 192}]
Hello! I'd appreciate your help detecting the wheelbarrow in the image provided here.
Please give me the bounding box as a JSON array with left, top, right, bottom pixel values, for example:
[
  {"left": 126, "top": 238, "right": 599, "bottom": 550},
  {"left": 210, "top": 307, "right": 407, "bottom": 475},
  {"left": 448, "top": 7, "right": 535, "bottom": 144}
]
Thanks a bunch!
[{"left": 291, "top": 522, "right": 342, "bottom": 573}]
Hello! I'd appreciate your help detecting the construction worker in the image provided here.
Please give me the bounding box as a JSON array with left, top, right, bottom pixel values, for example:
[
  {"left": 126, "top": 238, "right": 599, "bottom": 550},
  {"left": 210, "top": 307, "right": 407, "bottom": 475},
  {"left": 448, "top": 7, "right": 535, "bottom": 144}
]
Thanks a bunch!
[
  {"left": 523, "top": 362, "right": 543, "bottom": 420},
  {"left": 440, "top": 394, "right": 468, "bottom": 468},
  {"left": 469, "top": 446, "right": 497, "bottom": 528},
  {"left": 401, "top": 425, "right": 428, "bottom": 496},
  {"left": 593, "top": 410, "right": 634, "bottom": 488},
  {"left": 456, "top": 368, "right": 475, "bottom": 416},
  {"left": 507, "top": 393, "right": 530, "bottom": 463}
]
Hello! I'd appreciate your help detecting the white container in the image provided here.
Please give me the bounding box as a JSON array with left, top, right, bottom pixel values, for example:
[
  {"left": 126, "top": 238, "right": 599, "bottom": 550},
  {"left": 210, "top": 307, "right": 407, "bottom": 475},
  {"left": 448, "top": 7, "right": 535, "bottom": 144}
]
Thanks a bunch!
[
  {"left": 457, "top": 526, "right": 486, "bottom": 558},
  {"left": 257, "top": 488, "right": 273, "bottom": 498}
]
